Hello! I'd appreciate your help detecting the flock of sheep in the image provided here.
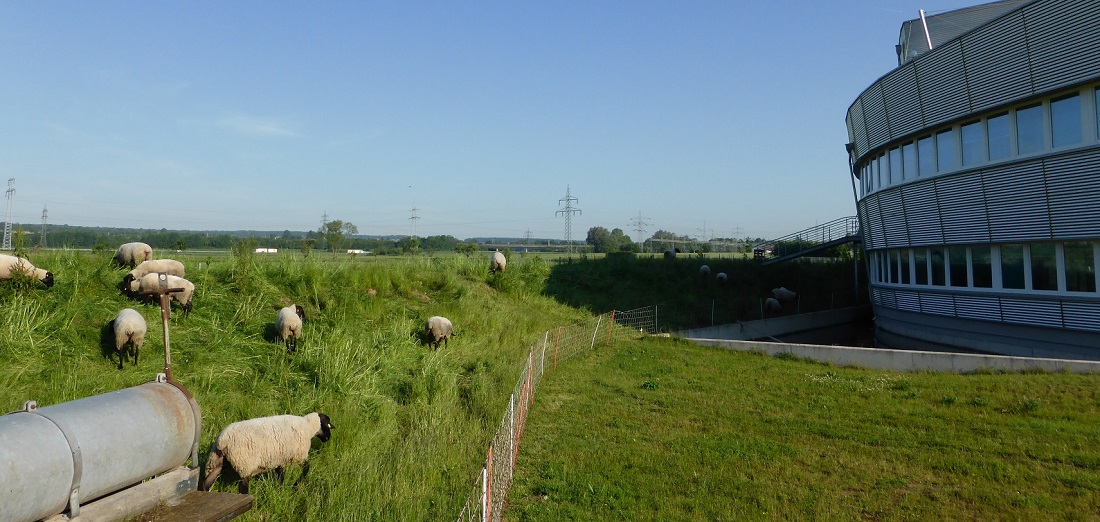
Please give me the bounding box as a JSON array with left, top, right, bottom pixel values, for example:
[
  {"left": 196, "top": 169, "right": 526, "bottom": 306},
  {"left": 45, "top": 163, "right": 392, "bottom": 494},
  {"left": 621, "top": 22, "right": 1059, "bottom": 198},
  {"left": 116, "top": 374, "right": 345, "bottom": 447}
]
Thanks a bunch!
[
  {"left": 0, "top": 243, "right": 508, "bottom": 494},
  {"left": 694, "top": 262, "right": 798, "bottom": 316}
]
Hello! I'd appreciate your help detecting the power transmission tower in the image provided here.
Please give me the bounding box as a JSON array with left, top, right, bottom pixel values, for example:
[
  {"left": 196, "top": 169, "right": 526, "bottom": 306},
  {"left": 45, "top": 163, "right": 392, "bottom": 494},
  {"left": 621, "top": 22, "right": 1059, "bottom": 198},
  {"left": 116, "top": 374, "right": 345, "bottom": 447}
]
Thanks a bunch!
[
  {"left": 409, "top": 207, "right": 420, "bottom": 237},
  {"left": 2, "top": 178, "right": 14, "bottom": 251},
  {"left": 524, "top": 229, "right": 532, "bottom": 247},
  {"left": 630, "top": 211, "right": 651, "bottom": 252},
  {"left": 556, "top": 185, "right": 581, "bottom": 254},
  {"left": 40, "top": 205, "right": 47, "bottom": 248}
]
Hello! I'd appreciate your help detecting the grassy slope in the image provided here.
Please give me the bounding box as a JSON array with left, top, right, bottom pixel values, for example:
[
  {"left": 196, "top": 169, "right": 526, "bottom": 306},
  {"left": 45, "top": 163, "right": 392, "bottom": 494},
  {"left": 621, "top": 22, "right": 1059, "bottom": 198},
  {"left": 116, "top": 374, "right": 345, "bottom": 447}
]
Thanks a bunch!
[
  {"left": 0, "top": 249, "right": 588, "bottom": 521},
  {"left": 506, "top": 338, "right": 1100, "bottom": 521}
]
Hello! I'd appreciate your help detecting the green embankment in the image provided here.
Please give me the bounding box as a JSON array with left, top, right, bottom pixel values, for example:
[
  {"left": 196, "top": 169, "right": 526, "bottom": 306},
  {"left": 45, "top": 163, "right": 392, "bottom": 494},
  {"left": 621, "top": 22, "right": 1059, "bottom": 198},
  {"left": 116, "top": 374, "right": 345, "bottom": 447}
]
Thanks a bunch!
[{"left": 0, "top": 249, "right": 586, "bottom": 521}]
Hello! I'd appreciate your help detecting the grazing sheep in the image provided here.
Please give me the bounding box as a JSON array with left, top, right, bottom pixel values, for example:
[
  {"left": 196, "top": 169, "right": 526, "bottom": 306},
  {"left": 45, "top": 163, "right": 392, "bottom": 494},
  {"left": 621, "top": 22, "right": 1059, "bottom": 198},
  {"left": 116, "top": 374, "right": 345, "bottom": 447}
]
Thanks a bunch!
[
  {"left": 111, "top": 308, "right": 147, "bottom": 369},
  {"left": 764, "top": 297, "right": 782, "bottom": 314},
  {"left": 0, "top": 254, "right": 54, "bottom": 287},
  {"left": 127, "top": 273, "right": 195, "bottom": 316},
  {"left": 113, "top": 242, "right": 153, "bottom": 268},
  {"left": 276, "top": 304, "right": 305, "bottom": 352},
  {"left": 122, "top": 259, "right": 186, "bottom": 288},
  {"left": 424, "top": 316, "right": 454, "bottom": 350},
  {"left": 699, "top": 265, "right": 711, "bottom": 280},
  {"left": 716, "top": 272, "right": 728, "bottom": 285},
  {"left": 490, "top": 251, "right": 507, "bottom": 273},
  {"left": 663, "top": 249, "right": 676, "bottom": 260},
  {"left": 772, "top": 287, "right": 798, "bottom": 302},
  {"left": 202, "top": 412, "right": 334, "bottom": 494}
]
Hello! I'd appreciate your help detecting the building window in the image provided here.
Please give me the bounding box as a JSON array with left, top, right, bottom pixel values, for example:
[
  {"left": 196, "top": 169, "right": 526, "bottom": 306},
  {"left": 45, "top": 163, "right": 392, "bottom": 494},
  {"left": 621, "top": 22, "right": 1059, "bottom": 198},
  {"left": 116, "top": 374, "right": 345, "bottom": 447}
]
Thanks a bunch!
[
  {"left": 1017, "top": 103, "right": 1044, "bottom": 154},
  {"left": 987, "top": 112, "right": 1010, "bottom": 161},
  {"left": 1030, "top": 243, "right": 1057, "bottom": 291},
  {"left": 899, "top": 249, "right": 911, "bottom": 284},
  {"left": 889, "top": 147, "right": 902, "bottom": 185},
  {"left": 902, "top": 142, "right": 916, "bottom": 181},
  {"left": 1051, "top": 93, "right": 1082, "bottom": 148},
  {"left": 877, "top": 154, "right": 886, "bottom": 189},
  {"left": 1095, "top": 88, "right": 1100, "bottom": 139},
  {"left": 961, "top": 120, "right": 983, "bottom": 166},
  {"left": 1065, "top": 241, "right": 1096, "bottom": 292},
  {"left": 1001, "top": 244, "right": 1025, "bottom": 289},
  {"left": 973, "top": 246, "right": 993, "bottom": 288},
  {"left": 889, "top": 250, "right": 900, "bottom": 283},
  {"left": 930, "top": 248, "right": 946, "bottom": 286},
  {"left": 917, "top": 135, "right": 934, "bottom": 177},
  {"left": 936, "top": 129, "right": 955, "bottom": 172},
  {"left": 948, "top": 247, "right": 968, "bottom": 287},
  {"left": 914, "top": 249, "right": 928, "bottom": 285}
]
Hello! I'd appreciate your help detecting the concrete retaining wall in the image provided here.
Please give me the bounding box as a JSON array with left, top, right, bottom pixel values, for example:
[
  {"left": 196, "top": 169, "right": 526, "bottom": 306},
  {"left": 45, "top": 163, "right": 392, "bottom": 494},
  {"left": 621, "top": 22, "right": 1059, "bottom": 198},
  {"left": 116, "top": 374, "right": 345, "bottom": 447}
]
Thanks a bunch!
[
  {"left": 678, "top": 306, "right": 872, "bottom": 341},
  {"left": 688, "top": 338, "right": 1100, "bottom": 374}
]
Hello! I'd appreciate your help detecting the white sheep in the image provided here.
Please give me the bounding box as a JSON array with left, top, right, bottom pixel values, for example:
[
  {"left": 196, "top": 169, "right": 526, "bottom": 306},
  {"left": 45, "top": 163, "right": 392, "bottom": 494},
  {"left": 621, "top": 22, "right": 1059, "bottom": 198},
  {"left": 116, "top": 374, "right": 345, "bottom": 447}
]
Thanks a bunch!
[
  {"left": 663, "top": 249, "right": 676, "bottom": 260},
  {"left": 772, "top": 287, "right": 798, "bottom": 302},
  {"left": 424, "top": 316, "right": 454, "bottom": 350},
  {"left": 716, "top": 272, "right": 728, "bottom": 285},
  {"left": 113, "top": 242, "right": 153, "bottom": 269},
  {"left": 0, "top": 254, "right": 54, "bottom": 287},
  {"left": 764, "top": 297, "right": 782, "bottom": 314},
  {"left": 122, "top": 259, "right": 186, "bottom": 287},
  {"left": 127, "top": 273, "right": 195, "bottom": 316},
  {"left": 699, "top": 265, "right": 712, "bottom": 279},
  {"left": 111, "top": 308, "right": 147, "bottom": 369},
  {"left": 490, "top": 251, "right": 507, "bottom": 273},
  {"left": 276, "top": 304, "right": 305, "bottom": 352},
  {"left": 201, "top": 412, "right": 334, "bottom": 494}
]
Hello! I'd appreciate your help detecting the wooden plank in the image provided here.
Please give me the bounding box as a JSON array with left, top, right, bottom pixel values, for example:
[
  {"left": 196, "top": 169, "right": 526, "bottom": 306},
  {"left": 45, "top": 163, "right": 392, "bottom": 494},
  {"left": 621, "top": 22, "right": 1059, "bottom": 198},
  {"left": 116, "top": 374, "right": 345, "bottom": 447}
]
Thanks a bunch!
[
  {"left": 133, "top": 491, "right": 252, "bottom": 522},
  {"left": 43, "top": 467, "right": 198, "bottom": 522}
]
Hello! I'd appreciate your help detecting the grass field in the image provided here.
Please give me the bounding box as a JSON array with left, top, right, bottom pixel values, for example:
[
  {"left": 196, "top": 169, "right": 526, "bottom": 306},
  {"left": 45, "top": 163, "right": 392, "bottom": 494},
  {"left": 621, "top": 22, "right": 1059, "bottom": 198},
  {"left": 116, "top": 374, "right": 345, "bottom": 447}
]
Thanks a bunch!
[
  {"left": 505, "top": 338, "right": 1100, "bottom": 521},
  {"left": 0, "top": 248, "right": 589, "bottom": 521}
]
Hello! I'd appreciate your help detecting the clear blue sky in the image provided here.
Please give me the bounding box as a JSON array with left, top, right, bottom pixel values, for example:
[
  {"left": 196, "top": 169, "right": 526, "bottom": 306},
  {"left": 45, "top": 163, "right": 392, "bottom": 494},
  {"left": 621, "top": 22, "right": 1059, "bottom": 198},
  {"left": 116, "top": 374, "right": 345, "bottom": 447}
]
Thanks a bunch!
[{"left": 1, "top": 1, "right": 983, "bottom": 241}]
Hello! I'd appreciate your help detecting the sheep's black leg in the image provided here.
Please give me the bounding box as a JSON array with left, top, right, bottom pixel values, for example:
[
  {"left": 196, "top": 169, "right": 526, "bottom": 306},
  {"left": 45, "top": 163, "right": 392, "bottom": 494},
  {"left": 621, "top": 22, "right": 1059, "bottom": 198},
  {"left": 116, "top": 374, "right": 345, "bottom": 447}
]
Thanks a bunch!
[
  {"left": 133, "top": 346, "right": 139, "bottom": 367},
  {"left": 293, "top": 461, "right": 311, "bottom": 489},
  {"left": 239, "top": 476, "right": 249, "bottom": 494},
  {"left": 277, "top": 467, "right": 286, "bottom": 483}
]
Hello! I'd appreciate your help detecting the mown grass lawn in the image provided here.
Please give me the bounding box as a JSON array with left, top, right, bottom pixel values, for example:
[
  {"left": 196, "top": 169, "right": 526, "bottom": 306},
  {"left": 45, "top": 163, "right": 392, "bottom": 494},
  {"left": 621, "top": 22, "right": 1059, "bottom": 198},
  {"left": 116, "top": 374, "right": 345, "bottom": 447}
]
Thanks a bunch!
[{"left": 506, "top": 337, "right": 1100, "bottom": 521}]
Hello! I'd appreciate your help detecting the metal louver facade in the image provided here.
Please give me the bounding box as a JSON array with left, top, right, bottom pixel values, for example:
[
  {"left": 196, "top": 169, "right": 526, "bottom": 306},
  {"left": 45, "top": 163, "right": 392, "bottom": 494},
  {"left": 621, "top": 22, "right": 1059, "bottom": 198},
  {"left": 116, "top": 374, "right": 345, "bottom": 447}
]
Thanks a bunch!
[{"left": 847, "top": 0, "right": 1100, "bottom": 360}]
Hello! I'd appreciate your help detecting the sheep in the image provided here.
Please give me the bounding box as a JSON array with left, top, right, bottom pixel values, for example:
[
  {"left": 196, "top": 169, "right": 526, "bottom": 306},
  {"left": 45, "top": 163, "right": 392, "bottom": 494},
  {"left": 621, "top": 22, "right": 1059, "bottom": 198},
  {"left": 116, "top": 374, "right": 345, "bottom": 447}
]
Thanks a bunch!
[
  {"left": 122, "top": 259, "right": 186, "bottom": 288},
  {"left": 0, "top": 254, "right": 54, "bottom": 287},
  {"left": 772, "top": 287, "right": 798, "bottom": 302},
  {"left": 764, "top": 297, "right": 783, "bottom": 315},
  {"left": 201, "top": 412, "right": 334, "bottom": 494},
  {"left": 663, "top": 249, "right": 676, "bottom": 260},
  {"left": 113, "top": 242, "right": 152, "bottom": 269},
  {"left": 111, "top": 308, "right": 147, "bottom": 369},
  {"left": 276, "top": 304, "right": 305, "bottom": 352},
  {"left": 699, "top": 265, "right": 711, "bottom": 280},
  {"left": 424, "top": 316, "right": 454, "bottom": 350},
  {"left": 716, "top": 272, "right": 728, "bottom": 285},
  {"left": 127, "top": 273, "right": 195, "bottom": 316},
  {"left": 489, "top": 251, "right": 507, "bottom": 273}
]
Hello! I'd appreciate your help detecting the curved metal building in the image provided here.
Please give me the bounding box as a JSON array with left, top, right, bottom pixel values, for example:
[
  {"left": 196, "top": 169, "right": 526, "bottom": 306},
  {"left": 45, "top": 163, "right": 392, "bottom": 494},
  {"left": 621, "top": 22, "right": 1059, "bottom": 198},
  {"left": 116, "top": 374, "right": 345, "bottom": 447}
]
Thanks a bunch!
[{"left": 845, "top": 0, "right": 1100, "bottom": 360}]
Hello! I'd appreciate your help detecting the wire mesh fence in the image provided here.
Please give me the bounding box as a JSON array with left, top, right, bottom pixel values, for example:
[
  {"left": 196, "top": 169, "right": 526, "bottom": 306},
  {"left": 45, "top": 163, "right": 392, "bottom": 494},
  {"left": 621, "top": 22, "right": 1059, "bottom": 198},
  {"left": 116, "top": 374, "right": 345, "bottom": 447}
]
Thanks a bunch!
[{"left": 456, "top": 305, "right": 657, "bottom": 522}]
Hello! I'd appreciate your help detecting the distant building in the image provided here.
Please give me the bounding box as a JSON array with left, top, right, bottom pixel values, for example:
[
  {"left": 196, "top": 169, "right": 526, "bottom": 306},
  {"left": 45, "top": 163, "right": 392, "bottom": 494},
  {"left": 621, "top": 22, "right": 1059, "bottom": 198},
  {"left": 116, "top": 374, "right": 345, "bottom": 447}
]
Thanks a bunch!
[
  {"left": 846, "top": 0, "right": 1100, "bottom": 360},
  {"left": 347, "top": 249, "right": 369, "bottom": 255},
  {"left": 254, "top": 248, "right": 278, "bottom": 254}
]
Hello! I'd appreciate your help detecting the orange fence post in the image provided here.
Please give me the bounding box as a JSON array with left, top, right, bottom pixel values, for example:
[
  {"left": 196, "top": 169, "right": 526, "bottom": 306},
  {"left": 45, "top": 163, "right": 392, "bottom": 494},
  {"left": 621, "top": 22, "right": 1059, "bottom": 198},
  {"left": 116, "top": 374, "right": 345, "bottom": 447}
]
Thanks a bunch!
[{"left": 485, "top": 444, "right": 493, "bottom": 522}]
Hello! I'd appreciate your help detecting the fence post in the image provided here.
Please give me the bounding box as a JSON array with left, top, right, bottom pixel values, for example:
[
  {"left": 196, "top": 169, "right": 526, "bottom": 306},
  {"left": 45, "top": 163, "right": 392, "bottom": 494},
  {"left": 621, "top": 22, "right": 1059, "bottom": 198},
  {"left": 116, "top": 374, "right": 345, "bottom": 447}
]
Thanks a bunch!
[
  {"left": 509, "top": 393, "right": 516, "bottom": 470},
  {"left": 486, "top": 446, "right": 495, "bottom": 522},
  {"left": 590, "top": 315, "right": 603, "bottom": 351},
  {"left": 605, "top": 310, "right": 616, "bottom": 346}
]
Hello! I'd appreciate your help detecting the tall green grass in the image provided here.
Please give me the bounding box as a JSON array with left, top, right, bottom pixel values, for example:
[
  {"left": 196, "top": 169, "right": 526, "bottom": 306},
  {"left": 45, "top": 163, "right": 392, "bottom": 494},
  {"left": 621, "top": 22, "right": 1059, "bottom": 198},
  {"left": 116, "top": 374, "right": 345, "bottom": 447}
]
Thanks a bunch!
[
  {"left": 0, "top": 249, "right": 588, "bottom": 521},
  {"left": 505, "top": 338, "right": 1100, "bottom": 521}
]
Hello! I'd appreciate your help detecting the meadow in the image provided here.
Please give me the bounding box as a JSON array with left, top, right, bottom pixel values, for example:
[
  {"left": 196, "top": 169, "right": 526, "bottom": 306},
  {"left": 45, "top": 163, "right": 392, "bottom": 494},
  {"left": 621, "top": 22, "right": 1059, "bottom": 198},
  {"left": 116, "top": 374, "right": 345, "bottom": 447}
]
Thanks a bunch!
[
  {"left": 505, "top": 338, "right": 1100, "bottom": 521},
  {"left": 0, "top": 248, "right": 590, "bottom": 521}
]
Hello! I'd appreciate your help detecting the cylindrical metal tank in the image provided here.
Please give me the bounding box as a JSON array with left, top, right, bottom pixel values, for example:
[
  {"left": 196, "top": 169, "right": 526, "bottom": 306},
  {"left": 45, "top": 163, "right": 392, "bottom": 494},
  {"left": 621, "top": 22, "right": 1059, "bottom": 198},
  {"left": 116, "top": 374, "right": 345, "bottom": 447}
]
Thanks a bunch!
[{"left": 0, "top": 375, "right": 200, "bottom": 522}]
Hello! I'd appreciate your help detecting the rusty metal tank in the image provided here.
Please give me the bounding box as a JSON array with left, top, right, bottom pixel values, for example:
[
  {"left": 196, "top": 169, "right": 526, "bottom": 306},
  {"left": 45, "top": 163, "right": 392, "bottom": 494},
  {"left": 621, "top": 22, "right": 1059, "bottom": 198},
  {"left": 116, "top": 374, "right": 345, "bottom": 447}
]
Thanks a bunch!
[{"left": 0, "top": 374, "right": 200, "bottom": 522}]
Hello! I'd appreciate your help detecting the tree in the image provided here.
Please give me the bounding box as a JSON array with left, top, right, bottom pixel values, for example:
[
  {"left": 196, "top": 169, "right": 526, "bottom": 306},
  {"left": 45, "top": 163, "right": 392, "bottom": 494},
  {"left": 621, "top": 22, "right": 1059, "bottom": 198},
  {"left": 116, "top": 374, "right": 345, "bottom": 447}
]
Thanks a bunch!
[
  {"left": 454, "top": 242, "right": 477, "bottom": 257},
  {"left": 321, "top": 220, "right": 358, "bottom": 256},
  {"left": 586, "top": 226, "right": 635, "bottom": 253},
  {"left": 401, "top": 236, "right": 420, "bottom": 254}
]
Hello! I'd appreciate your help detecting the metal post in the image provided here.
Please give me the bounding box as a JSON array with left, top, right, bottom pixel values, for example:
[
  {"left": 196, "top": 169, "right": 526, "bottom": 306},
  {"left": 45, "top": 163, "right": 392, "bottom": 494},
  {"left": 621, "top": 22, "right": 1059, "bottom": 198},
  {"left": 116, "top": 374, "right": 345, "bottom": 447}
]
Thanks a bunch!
[{"left": 159, "top": 293, "right": 172, "bottom": 381}]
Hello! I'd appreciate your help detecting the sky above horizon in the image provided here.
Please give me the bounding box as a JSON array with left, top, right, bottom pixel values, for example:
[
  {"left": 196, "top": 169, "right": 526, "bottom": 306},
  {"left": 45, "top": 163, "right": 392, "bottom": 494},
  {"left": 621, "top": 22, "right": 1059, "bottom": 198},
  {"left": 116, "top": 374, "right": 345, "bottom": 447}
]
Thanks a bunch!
[{"left": 2, "top": 1, "right": 985, "bottom": 242}]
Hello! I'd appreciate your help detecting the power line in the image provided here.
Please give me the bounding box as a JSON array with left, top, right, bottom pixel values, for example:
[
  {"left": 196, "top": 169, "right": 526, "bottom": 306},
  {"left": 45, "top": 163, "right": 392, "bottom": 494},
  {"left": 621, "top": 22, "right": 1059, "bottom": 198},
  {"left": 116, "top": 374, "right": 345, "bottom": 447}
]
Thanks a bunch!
[
  {"left": 630, "top": 211, "right": 652, "bottom": 252},
  {"left": 3, "top": 178, "right": 14, "bottom": 251},
  {"left": 555, "top": 185, "right": 581, "bottom": 254}
]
